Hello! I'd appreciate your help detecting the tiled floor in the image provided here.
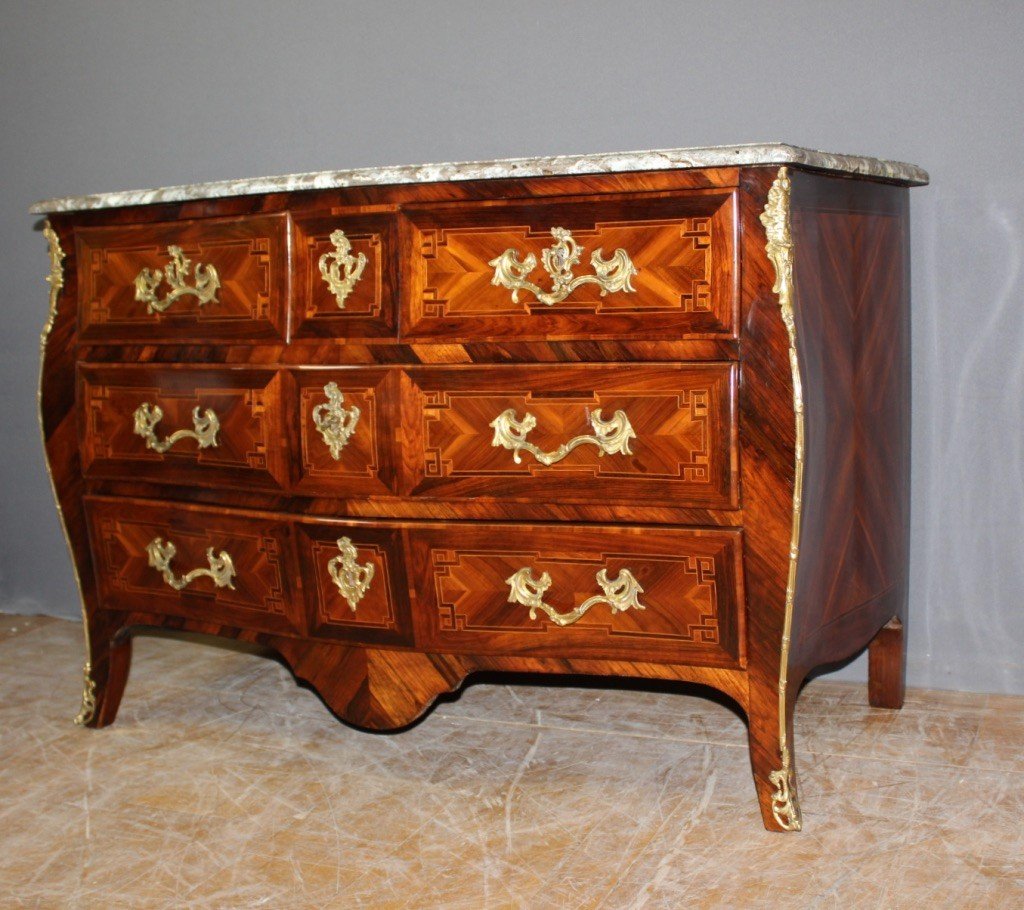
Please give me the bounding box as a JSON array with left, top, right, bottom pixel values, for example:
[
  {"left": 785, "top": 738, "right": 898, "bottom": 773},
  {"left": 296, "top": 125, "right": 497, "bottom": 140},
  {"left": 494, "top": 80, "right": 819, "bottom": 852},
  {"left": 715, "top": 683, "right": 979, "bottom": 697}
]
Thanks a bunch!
[{"left": 0, "top": 614, "right": 1021, "bottom": 909}]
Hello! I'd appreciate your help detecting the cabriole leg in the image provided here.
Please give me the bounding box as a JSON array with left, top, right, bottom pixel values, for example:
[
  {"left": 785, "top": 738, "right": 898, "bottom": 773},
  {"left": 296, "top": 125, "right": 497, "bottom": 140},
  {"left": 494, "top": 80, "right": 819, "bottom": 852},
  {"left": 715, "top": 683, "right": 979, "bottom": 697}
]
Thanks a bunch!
[
  {"left": 868, "top": 617, "right": 906, "bottom": 709},
  {"left": 75, "top": 612, "right": 131, "bottom": 729},
  {"left": 747, "top": 691, "right": 802, "bottom": 832}
]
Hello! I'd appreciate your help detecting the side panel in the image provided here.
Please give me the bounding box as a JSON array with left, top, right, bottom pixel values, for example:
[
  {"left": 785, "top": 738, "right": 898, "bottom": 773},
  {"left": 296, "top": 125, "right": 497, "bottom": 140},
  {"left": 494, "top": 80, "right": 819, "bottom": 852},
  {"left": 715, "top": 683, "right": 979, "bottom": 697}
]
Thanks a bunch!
[{"left": 789, "top": 172, "right": 911, "bottom": 676}]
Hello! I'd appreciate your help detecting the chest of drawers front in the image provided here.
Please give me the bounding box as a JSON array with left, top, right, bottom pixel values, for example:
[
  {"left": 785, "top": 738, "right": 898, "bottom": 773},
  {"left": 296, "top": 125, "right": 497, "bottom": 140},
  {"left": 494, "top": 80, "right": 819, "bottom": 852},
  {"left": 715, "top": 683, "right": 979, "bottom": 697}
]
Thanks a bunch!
[{"left": 39, "top": 161, "right": 918, "bottom": 831}]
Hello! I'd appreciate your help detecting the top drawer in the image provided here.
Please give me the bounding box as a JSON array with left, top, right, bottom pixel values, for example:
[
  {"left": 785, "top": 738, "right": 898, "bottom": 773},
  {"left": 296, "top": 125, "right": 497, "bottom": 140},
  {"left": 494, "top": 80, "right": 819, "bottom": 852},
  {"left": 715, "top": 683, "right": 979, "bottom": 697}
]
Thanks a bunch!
[
  {"left": 402, "top": 191, "right": 737, "bottom": 342},
  {"left": 75, "top": 214, "right": 288, "bottom": 343}
]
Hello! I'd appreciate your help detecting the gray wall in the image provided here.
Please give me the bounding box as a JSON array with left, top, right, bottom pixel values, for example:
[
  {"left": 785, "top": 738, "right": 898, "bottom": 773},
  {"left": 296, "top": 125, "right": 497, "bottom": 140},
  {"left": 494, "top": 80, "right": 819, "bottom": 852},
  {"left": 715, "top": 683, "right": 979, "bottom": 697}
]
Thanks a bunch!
[{"left": 2, "top": 1, "right": 1021, "bottom": 694}]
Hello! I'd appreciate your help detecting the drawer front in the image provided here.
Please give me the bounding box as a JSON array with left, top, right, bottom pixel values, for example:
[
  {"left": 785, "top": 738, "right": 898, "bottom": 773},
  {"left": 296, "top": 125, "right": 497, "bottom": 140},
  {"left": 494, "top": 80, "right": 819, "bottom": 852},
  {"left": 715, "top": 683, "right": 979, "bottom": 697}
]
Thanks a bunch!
[
  {"left": 79, "top": 366, "right": 287, "bottom": 491},
  {"left": 292, "top": 214, "right": 397, "bottom": 338},
  {"left": 409, "top": 523, "right": 744, "bottom": 666},
  {"left": 295, "top": 522, "right": 413, "bottom": 646},
  {"left": 76, "top": 214, "right": 287, "bottom": 342},
  {"left": 85, "top": 498, "right": 302, "bottom": 635},
  {"left": 403, "top": 192, "right": 736, "bottom": 341},
  {"left": 405, "top": 364, "right": 737, "bottom": 508},
  {"left": 288, "top": 369, "right": 400, "bottom": 497}
]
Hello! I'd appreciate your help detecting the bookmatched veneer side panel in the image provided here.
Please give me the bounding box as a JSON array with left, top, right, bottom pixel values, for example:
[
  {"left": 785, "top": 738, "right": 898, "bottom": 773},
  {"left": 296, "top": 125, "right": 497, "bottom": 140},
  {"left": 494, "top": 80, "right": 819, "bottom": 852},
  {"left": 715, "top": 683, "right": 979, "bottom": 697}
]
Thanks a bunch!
[{"left": 787, "top": 172, "right": 911, "bottom": 696}]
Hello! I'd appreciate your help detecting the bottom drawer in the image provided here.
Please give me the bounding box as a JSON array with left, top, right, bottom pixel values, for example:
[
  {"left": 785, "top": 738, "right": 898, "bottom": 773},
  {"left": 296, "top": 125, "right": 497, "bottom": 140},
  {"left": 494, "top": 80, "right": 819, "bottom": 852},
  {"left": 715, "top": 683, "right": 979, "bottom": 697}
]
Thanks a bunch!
[
  {"left": 85, "top": 498, "right": 744, "bottom": 667},
  {"left": 85, "top": 498, "right": 302, "bottom": 635},
  {"left": 408, "top": 523, "right": 745, "bottom": 667}
]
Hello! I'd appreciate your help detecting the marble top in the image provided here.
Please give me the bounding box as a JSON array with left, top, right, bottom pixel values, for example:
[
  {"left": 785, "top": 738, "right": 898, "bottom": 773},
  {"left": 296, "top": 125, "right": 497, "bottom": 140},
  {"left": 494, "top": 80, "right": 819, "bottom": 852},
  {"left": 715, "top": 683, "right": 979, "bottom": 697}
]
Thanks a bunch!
[{"left": 29, "top": 143, "right": 928, "bottom": 214}]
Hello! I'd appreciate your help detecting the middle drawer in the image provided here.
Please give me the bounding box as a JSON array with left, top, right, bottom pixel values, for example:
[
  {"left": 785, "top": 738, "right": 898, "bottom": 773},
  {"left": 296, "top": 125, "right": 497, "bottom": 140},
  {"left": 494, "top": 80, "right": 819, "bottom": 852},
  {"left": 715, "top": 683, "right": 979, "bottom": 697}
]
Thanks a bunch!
[
  {"left": 79, "top": 363, "right": 737, "bottom": 510},
  {"left": 403, "top": 363, "right": 738, "bottom": 508},
  {"left": 79, "top": 365, "right": 291, "bottom": 492}
]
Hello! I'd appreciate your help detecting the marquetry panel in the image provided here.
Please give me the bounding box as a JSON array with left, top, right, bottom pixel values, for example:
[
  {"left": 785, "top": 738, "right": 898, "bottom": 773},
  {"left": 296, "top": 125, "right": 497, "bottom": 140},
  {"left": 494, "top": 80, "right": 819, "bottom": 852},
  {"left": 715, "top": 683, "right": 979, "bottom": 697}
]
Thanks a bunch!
[
  {"left": 79, "top": 365, "right": 288, "bottom": 491},
  {"left": 288, "top": 369, "right": 401, "bottom": 497},
  {"left": 295, "top": 522, "right": 413, "bottom": 646},
  {"left": 402, "top": 192, "right": 736, "bottom": 341},
  {"left": 408, "top": 523, "right": 744, "bottom": 665},
  {"left": 75, "top": 214, "right": 288, "bottom": 342},
  {"left": 291, "top": 214, "right": 397, "bottom": 338},
  {"left": 84, "top": 497, "right": 302, "bottom": 635},
  {"left": 405, "top": 363, "right": 737, "bottom": 507}
]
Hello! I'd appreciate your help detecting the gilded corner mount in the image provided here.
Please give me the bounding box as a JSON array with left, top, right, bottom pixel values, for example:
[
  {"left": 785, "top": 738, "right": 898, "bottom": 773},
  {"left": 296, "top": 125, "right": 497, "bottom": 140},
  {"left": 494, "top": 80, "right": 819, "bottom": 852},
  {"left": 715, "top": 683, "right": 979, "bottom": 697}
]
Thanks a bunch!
[
  {"left": 760, "top": 167, "right": 805, "bottom": 834},
  {"left": 74, "top": 662, "right": 97, "bottom": 726},
  {"left": 769, "top": 765, "right": 802, "bottom": 831},
  {"left": 41, "top": 222, "right": 65, "bottom": 351}
]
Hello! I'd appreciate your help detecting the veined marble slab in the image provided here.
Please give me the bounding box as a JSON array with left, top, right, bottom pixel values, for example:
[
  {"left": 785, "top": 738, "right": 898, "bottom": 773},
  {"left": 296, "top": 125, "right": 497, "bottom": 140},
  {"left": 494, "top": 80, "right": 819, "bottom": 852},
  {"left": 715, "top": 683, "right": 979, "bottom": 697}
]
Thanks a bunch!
[{"left": 29, "top": 142, "right": 928, "bottom": 213}]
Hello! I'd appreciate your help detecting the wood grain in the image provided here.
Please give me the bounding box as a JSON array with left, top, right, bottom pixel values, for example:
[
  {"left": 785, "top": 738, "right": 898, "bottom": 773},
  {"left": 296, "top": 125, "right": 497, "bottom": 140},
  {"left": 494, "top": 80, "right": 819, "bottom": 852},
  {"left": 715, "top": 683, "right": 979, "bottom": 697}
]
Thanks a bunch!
[
  {"left": 404, "top": 362, "right": 738, "bottom": 507},
  {"left": 79, "top": 364, "right": 288, "bottom": 492},
  {"left": 408, "top": 521, "right": 744, "bottom": 666},
  {"left": 403, "top": 190, "right": 737, "bottom": 341},
  {"left": 787, "top": 172, "right": 911, "bottom": 693},
  {"left": 84, "top": 497, "right": 303, "bottom": 636},
  {"left": 75, "top": 214, "right": 288, "bottom": 342},
  {"left": 291, "top": 213, "right": 397, "bottom": 339}
]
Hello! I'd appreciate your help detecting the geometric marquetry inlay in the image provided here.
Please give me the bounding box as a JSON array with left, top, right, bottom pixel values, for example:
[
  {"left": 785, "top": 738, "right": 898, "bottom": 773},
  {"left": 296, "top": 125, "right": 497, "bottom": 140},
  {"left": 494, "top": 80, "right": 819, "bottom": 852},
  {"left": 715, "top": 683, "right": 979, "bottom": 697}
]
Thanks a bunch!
[
  {"left": 410, "top": 524, "right": 744, "bottom": 666},
  {"left": 408, "top": 364, "right": 737, "bottom": 508}
]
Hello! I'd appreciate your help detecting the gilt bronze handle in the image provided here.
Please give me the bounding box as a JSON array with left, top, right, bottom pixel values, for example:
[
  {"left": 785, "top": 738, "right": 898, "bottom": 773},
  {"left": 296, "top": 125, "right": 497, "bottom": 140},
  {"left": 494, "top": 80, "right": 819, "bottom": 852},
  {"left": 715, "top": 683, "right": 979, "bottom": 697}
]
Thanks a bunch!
[
  {"left": 489, "top": 226, "right": 637, "bottom": 306},
  {"left": 146, "top": 538, "right": 236, "bottom": 591},
  {"left": 134, "top": 245, "right": 220, "bottom": 313},
  {"left": 505, "top": 566, "right": 646, "bottom": 627},
  {"left": 132, "top": 402, "right": 220, "bottom": 454},
  {"left": 490, "top": 406, "right": 635, "bottom": 466}
]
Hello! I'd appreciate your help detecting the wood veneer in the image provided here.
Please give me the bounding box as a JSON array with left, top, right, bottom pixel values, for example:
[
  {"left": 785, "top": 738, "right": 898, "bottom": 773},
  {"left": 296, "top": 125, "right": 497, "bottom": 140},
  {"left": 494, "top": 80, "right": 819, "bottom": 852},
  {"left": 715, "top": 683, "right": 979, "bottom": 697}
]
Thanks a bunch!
[
  {"left": 39, "top": 161, "right": 920, "bottom": 831},
  {"left": 76, "top": 214, "right": 288, "bottom": 342}
]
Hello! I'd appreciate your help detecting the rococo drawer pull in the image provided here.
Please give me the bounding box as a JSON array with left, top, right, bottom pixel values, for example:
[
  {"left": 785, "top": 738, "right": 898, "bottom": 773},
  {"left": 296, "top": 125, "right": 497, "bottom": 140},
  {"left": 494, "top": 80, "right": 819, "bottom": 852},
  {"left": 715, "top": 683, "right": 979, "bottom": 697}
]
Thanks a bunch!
[
  {"left": 134, "top": 245, "right": 221, "bottom": 313},
  {"left": 489, "top": 226, "right": 637, "bottom": 306},
  {"left": 132, "top": 402, "right": 220, "bottom": 454},
  {"left": 319, "top": 229, "right": 367, "bottom": 309},
  {"left": 506, "top": 566, "right": 647, "bottom": 627},
  {"left": 490, "top": 406, "right": 636, "bottom": 466},
  {"left": 328, "top": 537, "right": 374, "bottom": 610},
  {"left": 311, "top": 382, "right": 361, "bottom": 459},
  {"left": 146, "top": 538, "right": 236, "bottom": 591}
]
